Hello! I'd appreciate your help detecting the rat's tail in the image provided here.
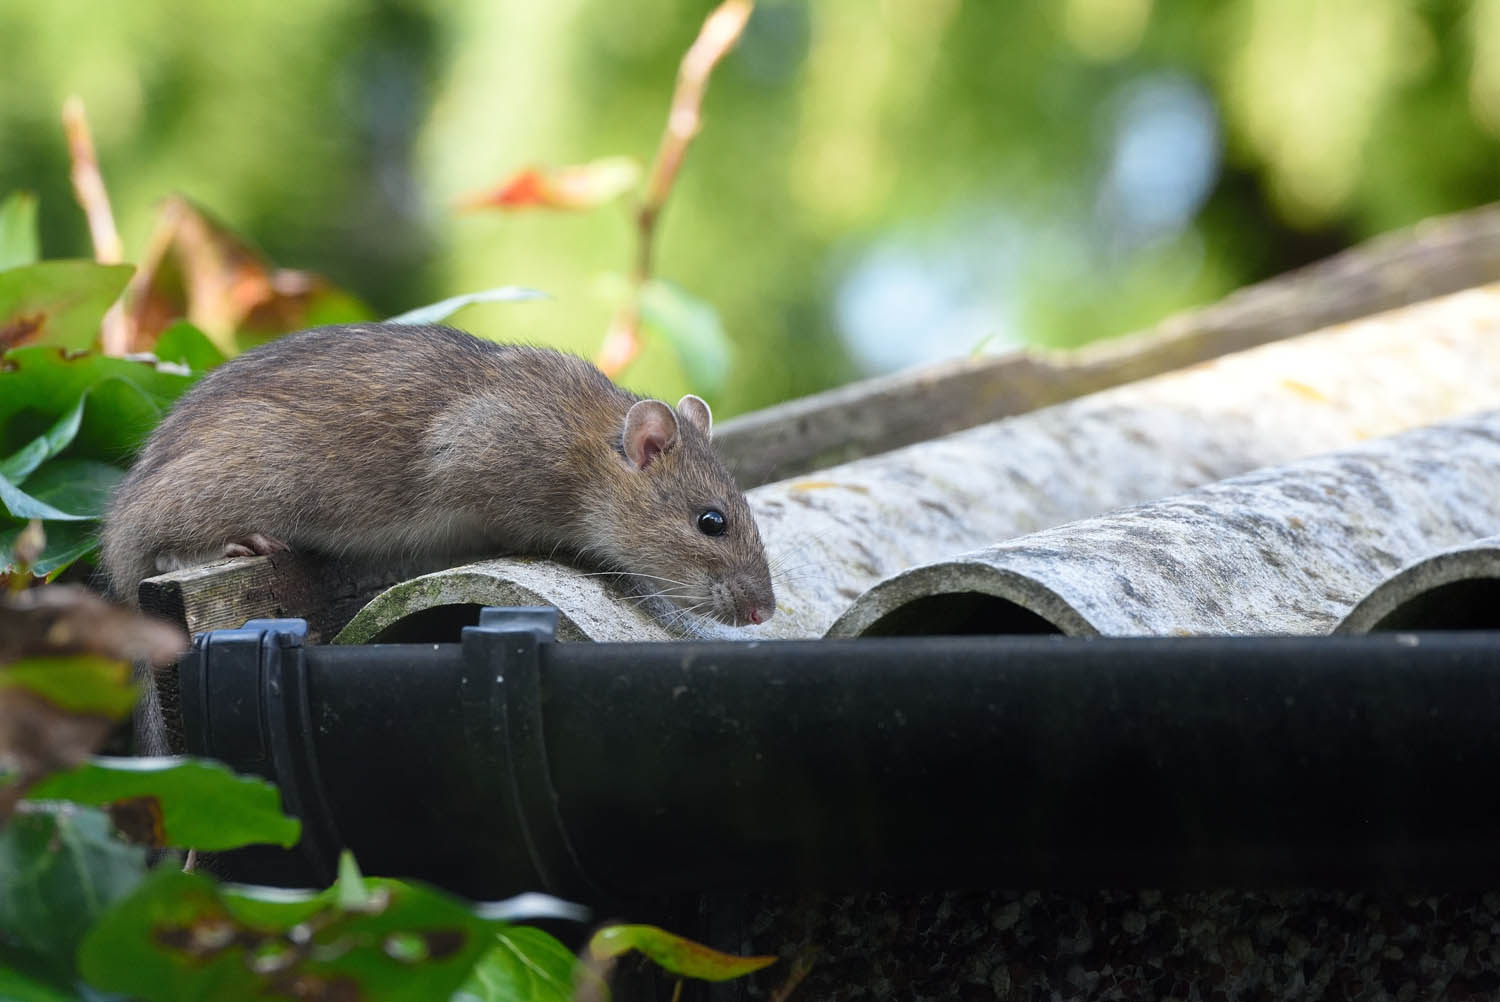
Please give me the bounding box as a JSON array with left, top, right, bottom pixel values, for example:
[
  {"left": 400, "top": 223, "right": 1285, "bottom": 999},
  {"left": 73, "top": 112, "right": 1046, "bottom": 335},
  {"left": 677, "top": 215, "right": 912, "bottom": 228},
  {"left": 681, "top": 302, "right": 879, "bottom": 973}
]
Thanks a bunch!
[{"left": 98, "top": 520, "right": 157, "bottom": 608}]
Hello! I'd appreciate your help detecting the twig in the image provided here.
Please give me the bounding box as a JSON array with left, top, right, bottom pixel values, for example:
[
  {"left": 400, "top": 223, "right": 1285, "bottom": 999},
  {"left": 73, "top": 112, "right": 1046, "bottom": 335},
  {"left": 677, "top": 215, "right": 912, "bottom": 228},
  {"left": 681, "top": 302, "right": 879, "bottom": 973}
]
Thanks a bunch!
[
  {"left": 597, "top": 0, "right": 753, "bottom": 377},
  {"left": 62, "top": 97, "right": 124, "bottom": 265},
  {"left": 766, "top": 946, "right": 817, "bottom": 1002},
  {"left": 7, "top": 521, "right": 44, "bottom": 594},
  {"left": 62, "top": 96, "right": 131, "bottom": 355}
]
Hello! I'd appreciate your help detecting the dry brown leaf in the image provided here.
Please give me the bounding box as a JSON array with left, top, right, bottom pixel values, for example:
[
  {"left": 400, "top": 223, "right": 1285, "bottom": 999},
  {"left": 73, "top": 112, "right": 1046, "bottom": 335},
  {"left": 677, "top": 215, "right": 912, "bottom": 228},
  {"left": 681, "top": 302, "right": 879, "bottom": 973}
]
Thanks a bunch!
[
  {"left": 123, "top": 195, "right": 357, "bottom": 355},
  {"left": 0, "top": 585, "right": 186, "bottom": 666}
]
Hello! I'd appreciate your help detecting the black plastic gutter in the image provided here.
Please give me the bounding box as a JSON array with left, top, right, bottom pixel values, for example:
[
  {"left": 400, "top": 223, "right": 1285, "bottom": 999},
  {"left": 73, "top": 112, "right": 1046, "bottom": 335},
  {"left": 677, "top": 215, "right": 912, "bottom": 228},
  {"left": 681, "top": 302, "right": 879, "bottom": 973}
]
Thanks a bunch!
[{"left": 178, "top": 609, "right": 1500, "bottom": 898}]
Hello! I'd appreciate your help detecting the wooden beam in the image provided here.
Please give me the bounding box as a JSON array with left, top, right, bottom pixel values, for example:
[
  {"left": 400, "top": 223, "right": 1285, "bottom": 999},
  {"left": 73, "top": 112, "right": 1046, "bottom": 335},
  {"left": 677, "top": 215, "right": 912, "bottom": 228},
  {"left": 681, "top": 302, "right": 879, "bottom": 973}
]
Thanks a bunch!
[{"left": 137, "top": 551, "right": 417, "bottom": 643}]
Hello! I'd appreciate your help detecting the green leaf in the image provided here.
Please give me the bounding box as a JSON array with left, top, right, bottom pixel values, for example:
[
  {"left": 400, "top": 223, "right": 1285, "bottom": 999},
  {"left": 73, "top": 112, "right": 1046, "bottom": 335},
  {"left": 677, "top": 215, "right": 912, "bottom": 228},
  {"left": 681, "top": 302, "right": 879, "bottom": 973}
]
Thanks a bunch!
[
  {"left": 0, "top": 348, "right": 194, "bottom": 463},
  {"left": 150, "top": 322, "right": 226, "bottom": 371},
  {"left": 0, "top": 656, "right": 137, "bottom": 718},
  {"left": 387, "top": 286, "right": 549, "bottom": 326},
  {"left": 0, "top": 471, "right": 93, "bottom": 521},
  {"left": 80, "top": 866, "right": 502, "bottom": 1002},
  {"left": 454, "top": 926, "right": 580, "bottom": 1002},
  {"left": 71, "top": 379, "right": 169, "bottom": 463},
  {"left": 26, "top": 757, "right": 301, "bottom": 852},
  {"left": 638, "top": 280, "right": 732, "bottom": 396},
  {"left": 0, "top": 394, "right": 87, "bottom": 483},
  {"left": 0, "top": 191, "right": 40, "bottom": 271},
  {"left": 0, "top": 806, "right": 148, "bottom": 984},
  {"left": 0, "top": 950, "right": 85, "bottom": 1002},
  {"left": 0, "top": 262, "right": 133, "bottom": 351},
  {"left": 0, "top": 454, "right": 122, "bottom": 575},
  {"left": 587, "top": 924, "right": 776, "bottom": 982},
  {"left": 0, "top": 347, "right": 191, "bottom": 412},
  {"left": 0, "top": 457, "right": 122, "bottom": 524},
  {"left": 16, "top": 458, "right": 124, "bottom": 520},
  {"left": 335, "top": 850, "right": 373, "bottom": 909}
]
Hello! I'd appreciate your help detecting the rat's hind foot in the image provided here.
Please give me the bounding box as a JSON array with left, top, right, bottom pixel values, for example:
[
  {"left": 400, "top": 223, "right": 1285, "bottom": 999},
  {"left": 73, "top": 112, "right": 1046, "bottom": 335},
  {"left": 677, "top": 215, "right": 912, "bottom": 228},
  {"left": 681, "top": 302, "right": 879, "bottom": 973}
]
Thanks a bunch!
[
  {"left": 222, "top": 533, "right": 289, "bottom": 559},
  {"left": 152, "top": 534, "right": 290, "bottom": 574}
]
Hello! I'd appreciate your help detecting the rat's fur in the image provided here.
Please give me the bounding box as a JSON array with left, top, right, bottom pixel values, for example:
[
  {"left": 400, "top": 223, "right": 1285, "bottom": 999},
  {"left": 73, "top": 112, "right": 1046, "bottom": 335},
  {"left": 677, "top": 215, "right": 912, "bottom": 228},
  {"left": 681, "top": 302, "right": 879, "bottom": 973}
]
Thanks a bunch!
[{"left": 101, "top": 323, "right": 774, "bottom": 625}]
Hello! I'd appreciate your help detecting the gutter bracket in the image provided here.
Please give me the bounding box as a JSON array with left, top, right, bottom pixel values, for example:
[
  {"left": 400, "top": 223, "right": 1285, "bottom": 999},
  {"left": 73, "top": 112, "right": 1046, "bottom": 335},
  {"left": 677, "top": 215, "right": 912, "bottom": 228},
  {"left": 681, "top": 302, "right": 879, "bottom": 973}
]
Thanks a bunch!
[
  {"left": 184, "top": 618, "right": 340, "bottom": 885},
  {"left": 461, "top": 606, "right": 606, "bottom": 899}
]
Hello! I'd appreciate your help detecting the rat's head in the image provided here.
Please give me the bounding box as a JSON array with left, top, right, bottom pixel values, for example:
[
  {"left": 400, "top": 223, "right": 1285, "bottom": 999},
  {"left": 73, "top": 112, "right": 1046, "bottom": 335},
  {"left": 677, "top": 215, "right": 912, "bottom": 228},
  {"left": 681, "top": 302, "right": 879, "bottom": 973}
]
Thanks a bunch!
[{"left": 589, "top": 394, "right": 775, "bottom": 626}]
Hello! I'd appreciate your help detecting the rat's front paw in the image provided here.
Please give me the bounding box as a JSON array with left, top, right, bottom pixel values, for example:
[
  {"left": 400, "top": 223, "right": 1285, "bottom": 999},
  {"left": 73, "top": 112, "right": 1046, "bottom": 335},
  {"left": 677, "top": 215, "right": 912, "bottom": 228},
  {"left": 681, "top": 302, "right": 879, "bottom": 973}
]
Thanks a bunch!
[{"left": 223, "top": 533, "right": 290, "bottom": 558}]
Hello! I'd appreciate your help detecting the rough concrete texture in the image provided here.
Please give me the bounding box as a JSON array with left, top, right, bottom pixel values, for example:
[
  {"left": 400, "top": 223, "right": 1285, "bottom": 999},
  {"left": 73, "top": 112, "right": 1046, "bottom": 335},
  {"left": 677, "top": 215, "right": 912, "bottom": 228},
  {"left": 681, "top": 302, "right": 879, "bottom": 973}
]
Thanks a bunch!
[
  {"left": 829, "top": 411, "right": 1500, "bottom": 637},
  {"left": 731, "top": 287, "right": 1500, "bottom": 642},
  {"left": 1337, "top": 534, "right": 1500, "bottom": 633},
  {"left": 335, "top": 556, "right": 672, "bottom": 643},
  {"left": 728, "top": 889, "right": 1500, "bottom": 1002}
]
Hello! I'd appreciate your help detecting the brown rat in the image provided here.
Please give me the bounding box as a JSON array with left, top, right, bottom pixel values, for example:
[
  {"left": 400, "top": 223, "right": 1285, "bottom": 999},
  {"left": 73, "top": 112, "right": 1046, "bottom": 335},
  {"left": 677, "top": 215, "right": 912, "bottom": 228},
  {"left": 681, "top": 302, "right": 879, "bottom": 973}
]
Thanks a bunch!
[{"left": 100, "top": 322, "right": 776, "bottom": 626}]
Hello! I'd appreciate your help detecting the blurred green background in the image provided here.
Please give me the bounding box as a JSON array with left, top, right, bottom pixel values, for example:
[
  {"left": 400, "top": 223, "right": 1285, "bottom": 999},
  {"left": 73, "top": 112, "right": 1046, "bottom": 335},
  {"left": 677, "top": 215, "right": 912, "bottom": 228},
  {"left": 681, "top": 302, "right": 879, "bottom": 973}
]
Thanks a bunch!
[{"left": 4, "top": 0, "right": 1499, "bottom": 416}]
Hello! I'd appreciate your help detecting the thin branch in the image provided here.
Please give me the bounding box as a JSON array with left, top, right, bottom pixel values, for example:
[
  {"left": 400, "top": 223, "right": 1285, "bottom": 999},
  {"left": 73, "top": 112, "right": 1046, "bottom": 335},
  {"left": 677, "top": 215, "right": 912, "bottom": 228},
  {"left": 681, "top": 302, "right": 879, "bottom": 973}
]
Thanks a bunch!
[
  {"left": 62, "top": 96, "right": 131, "bottom": 355},
  {"left": 766, "top": 947, "right": 817, "bottom": 1002},
  {"left": 638, "top": 0, "right": 753, "bottom": 278},
  {"left": 598, "top": 0, "right": 754, "bottom": 377}
]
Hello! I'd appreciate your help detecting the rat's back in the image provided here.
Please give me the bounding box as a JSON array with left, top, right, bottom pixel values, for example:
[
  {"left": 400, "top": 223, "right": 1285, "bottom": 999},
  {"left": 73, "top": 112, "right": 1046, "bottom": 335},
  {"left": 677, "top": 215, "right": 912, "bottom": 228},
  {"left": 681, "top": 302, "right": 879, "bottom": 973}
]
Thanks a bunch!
[{"left": 101, "top": 323, "right": 524, "bottom": 602}]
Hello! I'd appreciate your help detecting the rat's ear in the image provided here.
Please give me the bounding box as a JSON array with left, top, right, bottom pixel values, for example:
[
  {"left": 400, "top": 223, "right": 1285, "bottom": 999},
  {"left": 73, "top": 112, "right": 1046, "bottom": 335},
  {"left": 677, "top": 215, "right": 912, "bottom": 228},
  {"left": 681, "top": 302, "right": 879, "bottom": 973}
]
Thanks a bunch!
[
  {"left": 676, "top": 394, "right": 712, "bottom": 437},
  {"left": 622, "top": 399, "right": 680, "bottom": 470}
]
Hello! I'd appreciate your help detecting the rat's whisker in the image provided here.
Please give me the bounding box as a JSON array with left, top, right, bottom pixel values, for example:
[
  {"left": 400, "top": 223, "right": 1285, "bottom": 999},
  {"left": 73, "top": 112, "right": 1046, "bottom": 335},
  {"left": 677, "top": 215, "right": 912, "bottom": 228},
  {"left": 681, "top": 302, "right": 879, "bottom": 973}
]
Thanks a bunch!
[
  {"left": 622, "top": 591, "right": 704, "bottom": 607},
  {"left": 657, "top": 597, "right": 713, "bottom": 627},
  {"left": 769, "top": 576, "right": 816, "bottom": 591},
  {"left": 579, "top": 570, "right": 695, "bottom": 588}
]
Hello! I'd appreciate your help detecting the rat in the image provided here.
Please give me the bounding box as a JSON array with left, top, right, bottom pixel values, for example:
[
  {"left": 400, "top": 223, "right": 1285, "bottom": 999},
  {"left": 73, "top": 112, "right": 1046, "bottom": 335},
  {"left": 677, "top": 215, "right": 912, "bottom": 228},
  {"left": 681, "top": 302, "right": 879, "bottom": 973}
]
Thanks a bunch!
[{"left": 100, "top": 322, "right": 776, "bottom": 627}]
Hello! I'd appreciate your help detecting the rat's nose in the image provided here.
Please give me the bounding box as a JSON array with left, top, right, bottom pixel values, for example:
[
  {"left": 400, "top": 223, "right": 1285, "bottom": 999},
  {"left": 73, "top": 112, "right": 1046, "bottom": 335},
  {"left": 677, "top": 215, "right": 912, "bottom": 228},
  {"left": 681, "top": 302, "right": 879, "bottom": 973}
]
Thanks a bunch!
[{"left": 745, "top": 604, "right": 772, "bottom": 625}]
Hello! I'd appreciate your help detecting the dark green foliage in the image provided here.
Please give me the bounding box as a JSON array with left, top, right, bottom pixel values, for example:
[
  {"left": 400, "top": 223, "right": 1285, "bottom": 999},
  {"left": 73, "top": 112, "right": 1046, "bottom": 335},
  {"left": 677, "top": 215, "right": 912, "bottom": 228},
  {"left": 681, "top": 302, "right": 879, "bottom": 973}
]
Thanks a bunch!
[
  {"left": 27, "top": 757, "right": 302, "bottom": 851},
  {"left": 0, "top": 806, "right": 148, "bottom": 988},
  {"left": 456, "top": 926, "right": 583, "bottom": 1002},
  {"left": 78, "top": 857, "right": 508, "bottom": 1002},
  {"left": 0, "top": 347, "right": 199, "bottom": 577}
]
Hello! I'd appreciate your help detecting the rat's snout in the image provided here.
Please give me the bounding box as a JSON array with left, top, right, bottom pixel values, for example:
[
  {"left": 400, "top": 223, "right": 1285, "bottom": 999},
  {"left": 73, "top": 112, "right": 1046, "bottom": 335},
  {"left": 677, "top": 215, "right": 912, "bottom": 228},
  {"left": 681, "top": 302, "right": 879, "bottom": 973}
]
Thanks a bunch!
[
  {"left": 734, "top": 581, "right": 776, "bottom": 626},
  {"left": 744, "top": 602, "right": 773, "bottom": 626},
  {"left": 703, "top": 574, "right": 776, "bottom": 626}
]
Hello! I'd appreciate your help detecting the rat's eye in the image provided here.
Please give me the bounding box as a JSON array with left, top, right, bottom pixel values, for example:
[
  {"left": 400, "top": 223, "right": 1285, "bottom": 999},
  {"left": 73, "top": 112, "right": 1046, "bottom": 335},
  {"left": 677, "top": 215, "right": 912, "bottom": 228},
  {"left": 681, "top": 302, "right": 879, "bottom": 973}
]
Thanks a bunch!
[{"left": 697, "top": 509, "right": 727, "bottom": 537}]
